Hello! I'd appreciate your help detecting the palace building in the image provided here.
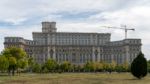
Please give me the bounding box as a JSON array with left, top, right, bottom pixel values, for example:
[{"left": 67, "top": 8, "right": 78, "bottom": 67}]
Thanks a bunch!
[{"left": 4, "top": 21, "right": 142, "bottom": 64}]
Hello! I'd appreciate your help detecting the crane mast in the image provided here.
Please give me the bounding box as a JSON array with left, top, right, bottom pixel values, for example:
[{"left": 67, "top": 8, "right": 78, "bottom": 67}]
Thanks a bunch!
[{"left": 102, "top": 25, "right": 135, "bottom": 39}]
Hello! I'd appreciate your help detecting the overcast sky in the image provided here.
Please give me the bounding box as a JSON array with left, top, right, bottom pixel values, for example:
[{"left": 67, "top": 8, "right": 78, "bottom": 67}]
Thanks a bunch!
[{"left": 0, "top": 0, "right": 150, "bottom": 59}]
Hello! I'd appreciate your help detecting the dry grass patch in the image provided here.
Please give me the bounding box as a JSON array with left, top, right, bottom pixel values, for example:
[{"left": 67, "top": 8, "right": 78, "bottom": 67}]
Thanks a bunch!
[{"left": 0, "top": 73, "right": 150, "bottom": 84}]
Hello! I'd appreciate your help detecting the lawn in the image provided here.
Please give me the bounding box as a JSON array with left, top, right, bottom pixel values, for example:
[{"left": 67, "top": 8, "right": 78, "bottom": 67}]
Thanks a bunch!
[{"left": 0, "top": 73, "right": 150, "bottom": 84}]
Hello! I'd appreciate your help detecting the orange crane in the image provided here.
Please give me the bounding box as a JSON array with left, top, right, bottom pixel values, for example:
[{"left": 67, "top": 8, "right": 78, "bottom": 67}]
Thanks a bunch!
[{"left": 101, "top": 25, "right": 135, "bottom": 39}]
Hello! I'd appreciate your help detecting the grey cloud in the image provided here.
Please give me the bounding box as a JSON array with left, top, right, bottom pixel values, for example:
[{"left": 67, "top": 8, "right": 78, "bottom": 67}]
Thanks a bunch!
[{"left": 0, "top": 0, "right": 150, "bottom": 59}]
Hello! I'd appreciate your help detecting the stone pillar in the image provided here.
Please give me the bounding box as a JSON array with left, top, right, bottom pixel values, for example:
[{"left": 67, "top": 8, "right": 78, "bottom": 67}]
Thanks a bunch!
[
  {"left": 52, "top": 34, "right": 55, "bottom": 45},
  {"left": 92, "top": 47, "right": 95, "bottom": 62},
  {"left": 53, "top": 47, "right": 56, "bottom": 60},
  {"left": 125, "top": 46, "right": 129, "bottom": 63},
  {"left": 69, "top": 47, "right": 72, "bottom": 63},
  {"left": 111, "top": 54, "right": 114, "bottom": 62},
  {"left": 47, "top": 47, "right": 50, "bottom": 59},
  {"left": 97, "top": 48, "right": 100, "bottom": 62}
]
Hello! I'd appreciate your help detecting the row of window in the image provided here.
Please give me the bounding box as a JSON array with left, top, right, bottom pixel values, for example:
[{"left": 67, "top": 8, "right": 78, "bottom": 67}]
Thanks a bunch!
[
  {"left": 5, "top": 38, "right": 24, "bottom": 43},
  {"left": 33, "top": 52, "right": 138, "bottom": 64},
  {"left": 125, "top": 40, "right": 141, "bottom": 44}
]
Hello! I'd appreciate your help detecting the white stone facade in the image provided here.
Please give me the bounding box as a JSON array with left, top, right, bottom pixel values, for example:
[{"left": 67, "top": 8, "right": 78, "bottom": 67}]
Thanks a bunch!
[{"left": 4, "top": 22, "right": 142, "bottom": 64}]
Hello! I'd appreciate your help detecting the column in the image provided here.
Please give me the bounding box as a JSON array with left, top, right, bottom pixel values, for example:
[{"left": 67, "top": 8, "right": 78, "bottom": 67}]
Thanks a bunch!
[{"left": 92, "top": 47, "right": 95, "bottom": 62}]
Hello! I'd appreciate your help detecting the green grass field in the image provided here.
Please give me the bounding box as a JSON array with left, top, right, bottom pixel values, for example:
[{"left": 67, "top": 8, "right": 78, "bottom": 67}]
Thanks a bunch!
[{"left": 0, "top": 73, "right": 150, "bottom": 84}]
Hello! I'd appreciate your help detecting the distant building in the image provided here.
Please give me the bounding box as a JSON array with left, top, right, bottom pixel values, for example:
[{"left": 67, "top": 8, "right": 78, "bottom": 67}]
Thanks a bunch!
[{"left": 4, "top": 21, "right": 142, "bottom": 64}]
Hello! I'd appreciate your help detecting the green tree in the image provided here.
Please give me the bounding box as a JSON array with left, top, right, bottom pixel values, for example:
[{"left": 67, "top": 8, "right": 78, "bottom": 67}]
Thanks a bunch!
[
  {"left": 110, "top": 61, "right": 117, "bottom": 72},
  {"left": 2, "top": 47, "right": 27, "bottom": 76},
  {"left": 28, "top": 57, "right": 34, "bottom": 72},
  {"left": 131, "top": 52, "right": 147, "bottom": 79},
  {"left": 2, "top": 47, "right": 27, "bottom": 60},
  {"left": 43, "top": 59, "right": 57, "bottom": 72},
  {"left": 60, "top": 61, "right": 72, "bottom": 72},
  {"left": 8, "top": 57, "right": 17, "bottom": 76},
  {"left": 42, "top": 67, "right": 49, "bottom": 73},
  {"left": 76, "top": 65, "right": 82, "bottom": 72},
  {"left": 148, "top": 60, "right": 150, "bottom": 73},
  {"left": 84, "top": 62, "right": 94, "bottom": 72},
  {"left": 71, "top": 64, "right": 76, "bottom": 72},
  {"left": 17, "top": 59, "right": 28, "bottom": 71},
  {"left": 115, "top": 64, "right": 123, "bottom": 73},
  {"left": 0, "top": 55, "right": 9, "bottom": 72},
  {"left": 32, "top": 63, "right": 41, "bottom": 73},
  {"left": 103, "top": 62, "right": 109, "bottom": 72},
  {"left": 96, "top": 62, "right": 104, "bottom": 72},
  {"left": 122, "top": 61, "right": 129, "bottom": 72}
]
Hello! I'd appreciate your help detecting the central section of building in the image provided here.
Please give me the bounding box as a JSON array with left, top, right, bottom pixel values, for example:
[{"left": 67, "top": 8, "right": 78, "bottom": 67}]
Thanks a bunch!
[{"left": 4, "top": 22, "right": 142, "bottom": 64}]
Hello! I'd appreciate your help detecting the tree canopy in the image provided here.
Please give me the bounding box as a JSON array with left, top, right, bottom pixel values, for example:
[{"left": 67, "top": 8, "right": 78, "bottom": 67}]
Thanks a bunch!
[
  {"left": 1, "top": 47, "right": 28, "bottom": 76},
  {"left": 0, "top": 55, "right": 9, "bottom": 72},
  {"left": 131, "top": 52, "right": 147, "bottom": 79}
]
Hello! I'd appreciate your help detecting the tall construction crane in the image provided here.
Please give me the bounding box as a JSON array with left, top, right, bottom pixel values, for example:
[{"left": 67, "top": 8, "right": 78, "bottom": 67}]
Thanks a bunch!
[{"left": 102, "top": 25, "right": 135, "bottom": 39}]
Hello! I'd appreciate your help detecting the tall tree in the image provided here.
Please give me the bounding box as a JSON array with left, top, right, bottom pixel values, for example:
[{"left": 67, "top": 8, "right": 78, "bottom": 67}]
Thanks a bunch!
[
  {"left": 131, "top": 52, "right": 147, "bottom": 79},
  {"left": 8, "top": 57, "right": 17, "bottom": 76},
  {"left": 2, "top": 47, "right": 27, "bottom": 76}
]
